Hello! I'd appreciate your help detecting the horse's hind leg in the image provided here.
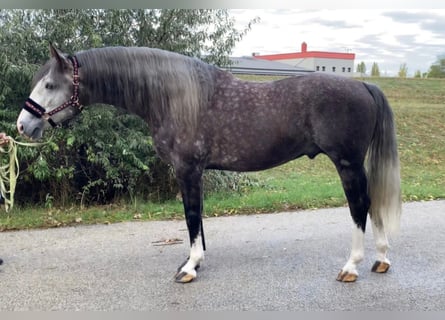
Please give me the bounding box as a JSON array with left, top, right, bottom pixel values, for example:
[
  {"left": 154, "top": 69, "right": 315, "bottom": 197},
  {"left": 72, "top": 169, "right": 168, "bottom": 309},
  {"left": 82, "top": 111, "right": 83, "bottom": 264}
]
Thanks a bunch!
[
  {"left": 174, "top": 165, "right": 205, "bottom": 283},
  {"left": 370, "top": 215, "right": 391, "bottom": 273},
  {"left": 334, "top": 162, "right": 370, "bottom": 282}
]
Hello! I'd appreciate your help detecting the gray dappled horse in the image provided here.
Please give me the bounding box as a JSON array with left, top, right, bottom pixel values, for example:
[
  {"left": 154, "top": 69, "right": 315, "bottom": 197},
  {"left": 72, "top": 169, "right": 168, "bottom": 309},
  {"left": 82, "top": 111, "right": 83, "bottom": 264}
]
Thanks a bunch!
[{"left": 17, "top": 44, "right": 401, "bottom": 283}]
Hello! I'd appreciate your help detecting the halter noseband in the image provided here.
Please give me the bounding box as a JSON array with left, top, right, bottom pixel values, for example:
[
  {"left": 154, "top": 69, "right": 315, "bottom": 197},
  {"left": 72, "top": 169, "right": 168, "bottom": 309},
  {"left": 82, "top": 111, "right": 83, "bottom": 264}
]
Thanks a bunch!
[{"left": 22, "top": 55, "right": 83, "bottom": 128}]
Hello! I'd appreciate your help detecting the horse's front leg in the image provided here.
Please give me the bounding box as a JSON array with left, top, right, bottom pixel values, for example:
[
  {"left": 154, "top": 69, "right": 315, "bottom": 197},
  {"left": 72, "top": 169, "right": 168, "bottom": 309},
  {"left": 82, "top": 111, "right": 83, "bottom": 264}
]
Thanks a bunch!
[{"left": 174, "top": 166, "right": 205, "bottom": 283}]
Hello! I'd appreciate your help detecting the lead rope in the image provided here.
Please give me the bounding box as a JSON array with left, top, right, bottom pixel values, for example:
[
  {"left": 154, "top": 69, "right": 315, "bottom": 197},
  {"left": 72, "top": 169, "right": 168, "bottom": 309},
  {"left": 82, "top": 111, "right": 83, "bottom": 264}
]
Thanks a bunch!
[
  {"left": 201, "top": 218, "right": 206, "bottom": 251},
  {"left": 0, "top": 135, "right": 51, "bottom": 212}
]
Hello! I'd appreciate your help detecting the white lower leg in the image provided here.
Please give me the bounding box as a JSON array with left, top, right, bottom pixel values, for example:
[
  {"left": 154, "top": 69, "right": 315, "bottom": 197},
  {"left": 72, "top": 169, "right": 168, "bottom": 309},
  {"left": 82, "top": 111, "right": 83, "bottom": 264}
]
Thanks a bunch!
[
  {"left": 341, "top": 226, "right": 365, "bottom": 276},
  {"left": 371, "top": 218, "right": 390, "bottom": 264},
  {"left": 180, "top": 235, "right": 204, "bottom": 277}
]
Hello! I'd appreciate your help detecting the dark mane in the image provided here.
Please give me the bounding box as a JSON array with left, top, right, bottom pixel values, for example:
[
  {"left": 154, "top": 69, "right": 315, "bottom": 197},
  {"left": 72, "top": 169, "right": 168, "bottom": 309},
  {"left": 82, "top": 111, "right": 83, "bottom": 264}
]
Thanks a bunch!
[{"left": 75, "top": 47, "right": 219, "bottom": 130}]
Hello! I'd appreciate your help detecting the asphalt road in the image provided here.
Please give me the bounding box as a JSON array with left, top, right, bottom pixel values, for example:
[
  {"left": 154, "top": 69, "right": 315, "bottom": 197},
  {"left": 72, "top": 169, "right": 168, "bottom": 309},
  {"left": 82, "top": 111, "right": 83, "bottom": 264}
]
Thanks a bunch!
[{"left": 0, "top": 200, "right": 444, "bottom": 311}]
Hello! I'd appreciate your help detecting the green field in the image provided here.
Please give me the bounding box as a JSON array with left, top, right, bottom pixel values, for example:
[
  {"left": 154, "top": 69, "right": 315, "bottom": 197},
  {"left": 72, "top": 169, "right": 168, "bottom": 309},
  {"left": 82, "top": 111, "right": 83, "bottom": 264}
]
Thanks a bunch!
[{"left": 1, "top": 76, "right": 444, "bottom": 230}]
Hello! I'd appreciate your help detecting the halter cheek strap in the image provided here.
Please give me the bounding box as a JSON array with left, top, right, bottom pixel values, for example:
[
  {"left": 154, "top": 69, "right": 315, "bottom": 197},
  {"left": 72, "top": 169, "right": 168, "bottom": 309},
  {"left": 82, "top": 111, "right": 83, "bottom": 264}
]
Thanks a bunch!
[{"left": 22, "top": 55, "right": 83, "bottom": 128}]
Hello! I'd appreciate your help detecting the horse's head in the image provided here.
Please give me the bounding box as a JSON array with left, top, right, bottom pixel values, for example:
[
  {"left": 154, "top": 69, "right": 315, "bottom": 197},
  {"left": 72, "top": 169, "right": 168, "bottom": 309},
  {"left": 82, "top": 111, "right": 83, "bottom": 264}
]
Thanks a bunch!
[{"left": 17, "top": 44, "right": 83, "bottom": 140}]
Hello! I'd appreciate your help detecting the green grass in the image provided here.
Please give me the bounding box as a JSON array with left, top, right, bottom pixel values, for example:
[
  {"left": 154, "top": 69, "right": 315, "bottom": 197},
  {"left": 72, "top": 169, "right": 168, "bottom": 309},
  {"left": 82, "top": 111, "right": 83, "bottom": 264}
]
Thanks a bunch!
[{"left": 1, "top": 76, "right": 444, "bottom": 230}]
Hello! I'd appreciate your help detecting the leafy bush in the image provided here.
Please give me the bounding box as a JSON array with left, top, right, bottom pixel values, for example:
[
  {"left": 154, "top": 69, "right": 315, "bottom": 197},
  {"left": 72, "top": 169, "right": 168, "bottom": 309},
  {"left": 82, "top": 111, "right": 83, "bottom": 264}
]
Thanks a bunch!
[{"left": 0, "top": 9, "right": 258, "bottom": 207}]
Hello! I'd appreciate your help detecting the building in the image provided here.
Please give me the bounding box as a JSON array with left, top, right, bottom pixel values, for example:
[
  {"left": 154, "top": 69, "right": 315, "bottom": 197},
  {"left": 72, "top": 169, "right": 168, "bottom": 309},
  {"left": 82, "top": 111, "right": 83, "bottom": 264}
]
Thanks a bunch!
[
  {"left": 253, "top": 42, "right": 355, "bottom": 77},
  {"left": 223, "top": 56, "right": 313, "bottom": 76}
]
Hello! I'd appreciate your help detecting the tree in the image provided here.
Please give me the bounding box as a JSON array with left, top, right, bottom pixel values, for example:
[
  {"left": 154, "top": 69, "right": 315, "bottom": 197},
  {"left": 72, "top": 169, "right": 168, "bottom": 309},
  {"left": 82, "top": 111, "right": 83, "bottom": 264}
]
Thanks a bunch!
[
  {"left": 398, "top": 63, "right": 408, "bottom": 78},
  {"left": 427, "top": 55, "right": 445, "bottom": 78},
  {"left": 0, "top": 9, "right": 258, "bottom": 206},
  {"left": 414, "top": 70, "right": 422, "bottom": 78},
  {"left": 356, "top": 61, "right": 366, "bottom": 76},
  {"left": 371, "top": 62, "right": 380, "bottom": 77},
  {"left": 0, "top": 9, "right": 257, "bottom": 67}
]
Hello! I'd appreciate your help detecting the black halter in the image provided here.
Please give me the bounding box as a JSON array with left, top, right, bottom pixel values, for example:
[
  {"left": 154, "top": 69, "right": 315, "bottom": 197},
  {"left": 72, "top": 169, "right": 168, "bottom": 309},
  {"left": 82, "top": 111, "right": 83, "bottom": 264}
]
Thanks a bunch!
[{"left": 22, "top": 55, "right": 83, "bottom": 128}]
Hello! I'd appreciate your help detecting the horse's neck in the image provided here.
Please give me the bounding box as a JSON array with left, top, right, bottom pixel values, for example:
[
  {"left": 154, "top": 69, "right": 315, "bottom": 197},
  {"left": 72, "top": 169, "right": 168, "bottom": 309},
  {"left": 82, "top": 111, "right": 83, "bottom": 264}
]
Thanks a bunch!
[
  {"left": 78, "top": 53, "right": 204, "bottom": 133},
  {"left": 79, "top": 59, "right": 150, "bottom": 117}
]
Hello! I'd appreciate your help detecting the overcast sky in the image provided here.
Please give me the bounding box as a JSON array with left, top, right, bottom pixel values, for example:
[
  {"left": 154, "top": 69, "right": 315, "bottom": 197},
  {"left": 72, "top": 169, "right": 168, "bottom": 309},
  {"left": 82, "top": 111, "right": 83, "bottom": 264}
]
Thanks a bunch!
[{"left": 229, "top": 9, "right": 445, "bottom": 76}]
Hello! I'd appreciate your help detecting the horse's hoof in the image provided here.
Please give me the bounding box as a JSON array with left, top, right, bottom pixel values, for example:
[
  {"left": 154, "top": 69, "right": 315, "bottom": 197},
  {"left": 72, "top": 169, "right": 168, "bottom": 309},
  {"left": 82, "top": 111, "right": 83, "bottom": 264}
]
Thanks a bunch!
[
  {"left": 176, "top": 262, "right": 200, "bottom": 273},
  {"left": 371, "top": 261, "right": 390, "bottom": 273},
  {"left": 174, "top": 271, "right": 196, "bottom": 283},
  {"left": 175, "top": 257, "right": 200, "bottom": 283},
  {"left": 336, "top": 270, "right": 358, "bottom": 282}
]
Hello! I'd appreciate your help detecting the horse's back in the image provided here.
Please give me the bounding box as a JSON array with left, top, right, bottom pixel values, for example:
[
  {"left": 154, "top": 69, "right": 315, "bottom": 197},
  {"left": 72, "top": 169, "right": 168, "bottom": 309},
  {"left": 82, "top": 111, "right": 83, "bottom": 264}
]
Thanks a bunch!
[{"left": 201, "top": 72, "right": 377, "bottom": 171}]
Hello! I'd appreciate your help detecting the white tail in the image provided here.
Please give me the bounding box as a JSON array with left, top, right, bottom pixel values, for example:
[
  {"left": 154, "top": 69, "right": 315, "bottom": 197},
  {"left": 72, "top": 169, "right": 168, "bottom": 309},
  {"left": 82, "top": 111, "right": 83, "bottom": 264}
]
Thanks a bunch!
[{"left": 364, "top": 83, "right": 402, "bottom": 235}]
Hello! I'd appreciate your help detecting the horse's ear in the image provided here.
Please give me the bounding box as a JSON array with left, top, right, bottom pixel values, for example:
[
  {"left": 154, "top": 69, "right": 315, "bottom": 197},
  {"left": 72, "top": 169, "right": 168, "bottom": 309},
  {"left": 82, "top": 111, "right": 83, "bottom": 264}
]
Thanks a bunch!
[{"left": 49, "top": 42, "right": 70, "bottom": 70}]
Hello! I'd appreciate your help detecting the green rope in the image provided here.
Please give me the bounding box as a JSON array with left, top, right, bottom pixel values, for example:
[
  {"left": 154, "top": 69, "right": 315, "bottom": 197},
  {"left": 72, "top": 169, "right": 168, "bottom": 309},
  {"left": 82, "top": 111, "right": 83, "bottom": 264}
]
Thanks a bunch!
[{"left": 0, "top": 135, "right": 50, "bottom": 212}]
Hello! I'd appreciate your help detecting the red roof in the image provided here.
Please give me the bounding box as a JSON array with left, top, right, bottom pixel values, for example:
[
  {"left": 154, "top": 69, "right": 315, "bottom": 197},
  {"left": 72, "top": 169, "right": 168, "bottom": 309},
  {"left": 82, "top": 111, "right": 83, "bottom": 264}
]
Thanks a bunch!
[{"left": 255, "top": 51, "right": 355, "bottom": 61}]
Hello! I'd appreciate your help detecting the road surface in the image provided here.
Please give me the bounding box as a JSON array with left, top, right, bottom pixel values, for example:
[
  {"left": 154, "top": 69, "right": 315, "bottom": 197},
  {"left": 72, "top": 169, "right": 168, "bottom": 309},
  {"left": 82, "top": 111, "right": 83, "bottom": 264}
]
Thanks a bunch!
[{"left": 0, "top": 200, "right": 444, "bottom": 311}]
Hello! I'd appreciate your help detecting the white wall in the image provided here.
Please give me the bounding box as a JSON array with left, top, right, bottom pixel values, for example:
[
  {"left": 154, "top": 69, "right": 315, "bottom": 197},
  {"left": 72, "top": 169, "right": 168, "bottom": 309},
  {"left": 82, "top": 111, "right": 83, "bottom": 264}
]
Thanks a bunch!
[{"left": 271, "top": 57, "right": 355, "bottom": 77}]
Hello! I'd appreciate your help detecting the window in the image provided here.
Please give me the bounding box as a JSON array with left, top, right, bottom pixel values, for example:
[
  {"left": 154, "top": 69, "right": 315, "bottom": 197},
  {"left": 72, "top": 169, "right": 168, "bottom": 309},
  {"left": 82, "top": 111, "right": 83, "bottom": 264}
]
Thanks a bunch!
[
  {"left": 316, "top": 66, "right": 320, "bottom": 71},
  {"left": 342, "top": 67, "right": 346, "bottom": 72},
  {"left": 348, "top": 67, "right": 351, "bottom": 72},
  {"left": 322, "top": 66, "right": 326, "bottom": 71},
  {"left": 332, "top": 66, "right": 336, "bottom": 72}
]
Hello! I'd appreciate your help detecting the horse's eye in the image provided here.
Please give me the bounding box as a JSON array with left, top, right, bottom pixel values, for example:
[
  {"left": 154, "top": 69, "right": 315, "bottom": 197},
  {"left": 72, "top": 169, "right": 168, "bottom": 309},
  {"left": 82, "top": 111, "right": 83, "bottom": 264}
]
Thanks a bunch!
[{"left": 45, "top": 83, "right": 54, "bottom": 90}]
